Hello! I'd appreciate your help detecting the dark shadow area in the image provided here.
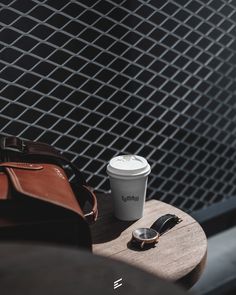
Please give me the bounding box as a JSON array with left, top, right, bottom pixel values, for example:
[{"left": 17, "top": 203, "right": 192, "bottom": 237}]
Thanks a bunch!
[
  {"left": 91, "top": 214, "right": 135, "bottom": 244},
  {"left": 191, "top": 196, "right": 236, "bottom": 237},
  {"left": 190, "top": 198, "right": 236, "bottom": 295},
  {"left": 0, "top": 242, "right": 188, "bottom": 295}
]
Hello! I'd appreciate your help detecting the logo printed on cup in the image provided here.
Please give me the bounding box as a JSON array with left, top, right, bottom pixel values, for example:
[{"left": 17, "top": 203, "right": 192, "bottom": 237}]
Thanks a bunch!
[{"left": 122, "top": 195, "right": 139, "bottom": 202}]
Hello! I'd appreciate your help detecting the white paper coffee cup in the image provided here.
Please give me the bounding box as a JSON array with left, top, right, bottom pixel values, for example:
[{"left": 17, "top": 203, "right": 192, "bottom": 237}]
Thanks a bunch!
[{"left": 107, "top": 155, "right": 151, "bottom": 221}]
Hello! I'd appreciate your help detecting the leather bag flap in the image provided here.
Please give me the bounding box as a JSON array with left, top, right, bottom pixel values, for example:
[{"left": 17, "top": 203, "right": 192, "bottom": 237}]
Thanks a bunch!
[{"left": 4, "top": 163, "right": 84, "bottom": 217}]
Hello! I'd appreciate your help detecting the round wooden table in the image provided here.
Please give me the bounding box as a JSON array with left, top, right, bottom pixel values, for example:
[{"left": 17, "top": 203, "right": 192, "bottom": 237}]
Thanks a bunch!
[
  {"left": 91, "top": 194, "right": 207, "bottom": 288},
  {"left": 0, "top": 242, "right": 187, "bottom": 295}
]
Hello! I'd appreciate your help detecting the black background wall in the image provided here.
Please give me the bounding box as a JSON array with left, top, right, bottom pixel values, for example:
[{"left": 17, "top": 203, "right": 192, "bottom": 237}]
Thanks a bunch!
[{"left": 1, "top": 0, "right": 236, "bottom": 212}]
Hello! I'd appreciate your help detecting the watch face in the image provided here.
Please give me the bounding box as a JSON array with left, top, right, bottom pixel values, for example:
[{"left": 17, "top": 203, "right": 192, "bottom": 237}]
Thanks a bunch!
[{"left": 132, "top": 228, "right": 158, "bottom": 241}]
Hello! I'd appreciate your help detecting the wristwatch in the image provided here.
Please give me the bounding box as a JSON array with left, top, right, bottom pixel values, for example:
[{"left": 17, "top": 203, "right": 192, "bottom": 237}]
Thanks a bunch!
[{"left": 130, "top": 214, "right": 182, "bottom": 249}]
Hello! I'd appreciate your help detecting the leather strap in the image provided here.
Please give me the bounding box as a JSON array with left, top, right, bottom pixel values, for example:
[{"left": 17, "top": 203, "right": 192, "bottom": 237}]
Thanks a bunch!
[
  {"left": 0, "top": 136, "right": 98, "bottom": 223},
  {"left": 80, "top": 186, "right": 98, "bottom": 223},
  {"left": 0, "top": 162, "right": 43, "bottom": 170},
  {"left": 150, "top": 214, "right": 182, "bottom": 235}
]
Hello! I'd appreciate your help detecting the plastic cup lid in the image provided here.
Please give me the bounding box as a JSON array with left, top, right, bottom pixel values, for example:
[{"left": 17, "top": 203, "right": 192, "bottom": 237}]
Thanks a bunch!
[{"left": 107, "top": 155, "right": 151, "bottom": 177}]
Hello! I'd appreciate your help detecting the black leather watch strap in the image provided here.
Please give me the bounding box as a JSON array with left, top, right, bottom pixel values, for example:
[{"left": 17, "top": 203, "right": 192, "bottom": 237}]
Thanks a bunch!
[{"left": 150, "top": 214, "right": 182, "bottom": 235}]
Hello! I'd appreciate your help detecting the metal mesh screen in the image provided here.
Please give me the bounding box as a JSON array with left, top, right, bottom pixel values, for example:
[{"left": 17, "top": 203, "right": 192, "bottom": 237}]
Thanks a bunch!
[{"left": 1, "top": 0, "right": 236, "bottom": 212}]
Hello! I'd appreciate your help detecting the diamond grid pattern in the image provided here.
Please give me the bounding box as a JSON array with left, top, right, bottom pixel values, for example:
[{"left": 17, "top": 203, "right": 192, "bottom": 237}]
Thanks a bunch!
[{"left": 1, "top": 0, "right": 236, "bottom": 212}]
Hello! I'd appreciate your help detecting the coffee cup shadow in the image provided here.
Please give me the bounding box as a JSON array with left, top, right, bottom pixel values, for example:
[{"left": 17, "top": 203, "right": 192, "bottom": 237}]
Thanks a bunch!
[{"left": 91, "top": 215, "right": 136, "bottom": 244}]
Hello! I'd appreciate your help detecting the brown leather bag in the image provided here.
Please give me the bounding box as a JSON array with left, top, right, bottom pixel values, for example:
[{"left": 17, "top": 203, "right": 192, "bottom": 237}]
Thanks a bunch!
[{"left": 0, "top": 136, "right": 98, "bottom": 250}]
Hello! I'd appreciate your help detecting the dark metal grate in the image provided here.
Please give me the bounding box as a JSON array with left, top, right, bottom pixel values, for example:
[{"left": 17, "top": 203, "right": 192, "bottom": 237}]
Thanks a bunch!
[{"left": 1, "top": 0, "right": 236, "bottom": 212}]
